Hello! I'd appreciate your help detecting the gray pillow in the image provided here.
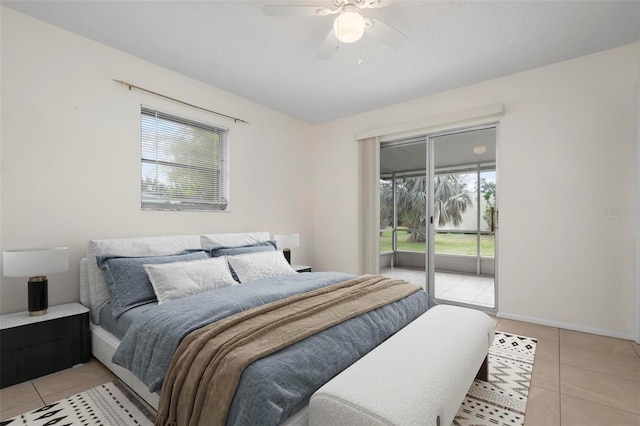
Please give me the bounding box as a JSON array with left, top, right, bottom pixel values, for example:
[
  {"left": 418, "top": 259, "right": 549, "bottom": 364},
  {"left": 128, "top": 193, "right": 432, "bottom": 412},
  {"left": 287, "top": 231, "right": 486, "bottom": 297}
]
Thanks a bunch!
[
  {"left": 209, "top": 240, "right": 276, "bottom": 282},
  {"left": 209, "top": 240, "right": 276, "bottom": 257},
  {"left": 97, "top": 250, "right": 209, "bottom": 318}
]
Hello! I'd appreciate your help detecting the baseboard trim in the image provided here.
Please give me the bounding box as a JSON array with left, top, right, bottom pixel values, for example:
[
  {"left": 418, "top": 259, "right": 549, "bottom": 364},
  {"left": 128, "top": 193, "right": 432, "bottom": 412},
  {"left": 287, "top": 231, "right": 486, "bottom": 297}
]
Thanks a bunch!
[{"left": 496, "top": 311, "right": 635, "bottom": 341}]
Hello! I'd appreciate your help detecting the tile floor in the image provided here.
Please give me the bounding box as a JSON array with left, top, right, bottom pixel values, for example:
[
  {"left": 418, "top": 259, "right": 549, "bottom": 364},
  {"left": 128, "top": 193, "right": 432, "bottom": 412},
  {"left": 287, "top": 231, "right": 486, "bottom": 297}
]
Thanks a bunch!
[
  {"left": 381, "top": 267, "right": 495, "bottom": 308},
  {"left": 497, "top": 318, "right": 640, "bottom": 426},
  {"left": 0, "top": 358, "right": 116, "bottom": 420},
  {"left": 1, "top": 320, "right": 639, "bottom": 425}
]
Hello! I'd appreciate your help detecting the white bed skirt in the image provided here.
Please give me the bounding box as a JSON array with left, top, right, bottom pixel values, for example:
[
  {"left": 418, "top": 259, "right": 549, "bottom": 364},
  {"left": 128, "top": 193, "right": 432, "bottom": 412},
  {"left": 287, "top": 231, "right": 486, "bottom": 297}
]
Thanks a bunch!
[{"left": 90, "top": 324, "right": 160, "bottom": 409}]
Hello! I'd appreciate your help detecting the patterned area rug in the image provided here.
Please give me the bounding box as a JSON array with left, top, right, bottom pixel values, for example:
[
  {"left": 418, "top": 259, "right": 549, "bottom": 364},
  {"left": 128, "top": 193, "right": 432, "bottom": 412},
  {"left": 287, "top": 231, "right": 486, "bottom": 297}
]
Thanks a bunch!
[
  {"left": 1, "top": 381, "right": 155, "bottom": 426},
  {"left": 4, "top": 331, "right": 535, "bottom": 426},
  {"left": 455, "top": 332, "right": 537, "bottom": 426}
]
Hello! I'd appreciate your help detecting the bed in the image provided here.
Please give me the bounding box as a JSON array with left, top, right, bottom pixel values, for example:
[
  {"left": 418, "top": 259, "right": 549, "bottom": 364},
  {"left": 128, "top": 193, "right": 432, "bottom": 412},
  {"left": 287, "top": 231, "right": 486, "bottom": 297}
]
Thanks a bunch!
[{"left": 79, "top": 231, "right": 438, "bottom": 426}]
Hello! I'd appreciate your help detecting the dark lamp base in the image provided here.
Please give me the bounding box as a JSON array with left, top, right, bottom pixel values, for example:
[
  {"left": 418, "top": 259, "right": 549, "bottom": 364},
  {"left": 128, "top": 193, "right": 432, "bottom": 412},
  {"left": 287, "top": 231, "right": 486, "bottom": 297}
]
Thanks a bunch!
[
  {"left": 283, "top": 249, "right": 291, "bottom": 264},
  {"left": 28, "top": 277, "right": 48, "bottom": 316}
]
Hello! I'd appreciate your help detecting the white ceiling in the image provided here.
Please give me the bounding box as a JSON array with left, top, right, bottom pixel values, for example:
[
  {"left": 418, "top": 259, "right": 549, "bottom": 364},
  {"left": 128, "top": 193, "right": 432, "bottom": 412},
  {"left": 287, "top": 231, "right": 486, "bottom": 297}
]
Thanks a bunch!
[{"left": 3, "top": 1, "right": 639, "bottom": 124}]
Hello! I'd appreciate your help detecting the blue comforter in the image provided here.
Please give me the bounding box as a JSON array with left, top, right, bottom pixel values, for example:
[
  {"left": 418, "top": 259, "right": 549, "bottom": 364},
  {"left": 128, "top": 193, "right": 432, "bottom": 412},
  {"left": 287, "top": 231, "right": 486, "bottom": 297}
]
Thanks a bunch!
[{"left": 113, "top": 272, "right": 434, "bottom": 425}]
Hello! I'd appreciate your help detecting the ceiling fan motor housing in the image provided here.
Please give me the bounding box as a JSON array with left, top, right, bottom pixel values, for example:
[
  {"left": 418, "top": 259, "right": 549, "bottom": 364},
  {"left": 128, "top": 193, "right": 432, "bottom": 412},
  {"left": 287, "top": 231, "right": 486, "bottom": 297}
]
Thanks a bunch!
[{"left": 333, "top": 0, "right": 381, "bottom": 11}]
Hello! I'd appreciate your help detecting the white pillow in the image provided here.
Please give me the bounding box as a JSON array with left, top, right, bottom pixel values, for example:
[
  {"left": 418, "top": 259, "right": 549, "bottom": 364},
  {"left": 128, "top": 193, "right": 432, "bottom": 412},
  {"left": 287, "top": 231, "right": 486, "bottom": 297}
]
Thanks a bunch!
[
  {"left": 143, "top": 257, "right": 237, "bottom": 304},
  {"left": 227, "top": 251, "right": 297, "bottom": 283}
]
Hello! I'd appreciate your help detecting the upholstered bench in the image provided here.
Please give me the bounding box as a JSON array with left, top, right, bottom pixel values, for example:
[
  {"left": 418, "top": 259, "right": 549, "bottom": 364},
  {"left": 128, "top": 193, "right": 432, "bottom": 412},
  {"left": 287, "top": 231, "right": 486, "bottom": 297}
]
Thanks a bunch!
[{"left": 309, "top": 305, "right": 495, "bottom": 426}]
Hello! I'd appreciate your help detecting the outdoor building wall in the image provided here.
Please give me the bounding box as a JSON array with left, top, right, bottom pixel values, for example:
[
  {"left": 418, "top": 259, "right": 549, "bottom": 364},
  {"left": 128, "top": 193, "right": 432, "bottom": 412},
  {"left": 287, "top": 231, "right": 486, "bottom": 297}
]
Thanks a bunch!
[
  {"left": 0, "top": 8, "right": 314, "bottom": 314},
  {"left": 312, "top": 43, "right": 638, "bottom": 338}
]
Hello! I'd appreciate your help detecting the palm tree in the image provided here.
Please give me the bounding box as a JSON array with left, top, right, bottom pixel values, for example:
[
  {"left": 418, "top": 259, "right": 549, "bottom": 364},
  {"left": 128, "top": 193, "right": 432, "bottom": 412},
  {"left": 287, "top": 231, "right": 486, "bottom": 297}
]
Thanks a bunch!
[
  {"left": 380, "top": 175, "right": 473, "bottom": 243},
  {"left": 394, "top": 177, "right": 427, "bottom": 242},
  {"left": 434, "top": 175, "right": 474, "bottom": 227}
]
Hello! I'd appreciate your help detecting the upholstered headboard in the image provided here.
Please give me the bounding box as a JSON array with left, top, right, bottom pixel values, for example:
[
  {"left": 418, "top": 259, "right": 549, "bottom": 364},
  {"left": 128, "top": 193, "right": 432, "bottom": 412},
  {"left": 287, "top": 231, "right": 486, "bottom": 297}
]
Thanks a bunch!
[{"left": 80, "top": 232, "right": 270, "bottom": 323}]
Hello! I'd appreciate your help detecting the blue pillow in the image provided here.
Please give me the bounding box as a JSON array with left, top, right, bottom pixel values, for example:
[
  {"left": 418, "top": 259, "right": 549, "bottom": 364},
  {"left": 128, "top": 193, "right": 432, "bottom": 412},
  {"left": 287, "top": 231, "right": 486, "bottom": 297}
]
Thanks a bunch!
[
  {"left": 97, "top": 250, "right": 209, "bottom": 318},
  {"left": 209, "top": 240, "right": 276, "bottom": 282}
]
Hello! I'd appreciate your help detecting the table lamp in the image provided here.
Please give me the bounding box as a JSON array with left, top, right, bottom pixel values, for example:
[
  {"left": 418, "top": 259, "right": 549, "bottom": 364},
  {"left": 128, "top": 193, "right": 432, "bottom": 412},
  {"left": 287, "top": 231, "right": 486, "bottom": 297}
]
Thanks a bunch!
[
  {"left": 274, "top": 234, "right": 299, "bottom": 264},
  {"left": 3, "top": 247, "right": 69, "bottom": 316}
]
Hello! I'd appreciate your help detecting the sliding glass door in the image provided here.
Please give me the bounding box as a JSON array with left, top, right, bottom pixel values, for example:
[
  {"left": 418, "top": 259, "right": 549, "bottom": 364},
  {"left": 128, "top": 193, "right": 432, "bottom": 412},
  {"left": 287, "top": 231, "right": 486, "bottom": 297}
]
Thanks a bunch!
[
  {"left": 379, "top": 138, "right": 427, "bottom": 276},
  {"left": 380, "top": 125, "right": 497, "bottom": 311},
  {"left": 427, "top": 126, "right": 497, "bottom": 309}
]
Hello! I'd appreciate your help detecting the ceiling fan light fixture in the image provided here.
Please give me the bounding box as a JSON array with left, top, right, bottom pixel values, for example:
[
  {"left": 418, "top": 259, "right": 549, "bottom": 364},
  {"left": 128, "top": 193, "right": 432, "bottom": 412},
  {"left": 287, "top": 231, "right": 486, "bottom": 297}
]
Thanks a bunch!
[{"left": 333, "top": 11, "right": 366, "bottom": 43}]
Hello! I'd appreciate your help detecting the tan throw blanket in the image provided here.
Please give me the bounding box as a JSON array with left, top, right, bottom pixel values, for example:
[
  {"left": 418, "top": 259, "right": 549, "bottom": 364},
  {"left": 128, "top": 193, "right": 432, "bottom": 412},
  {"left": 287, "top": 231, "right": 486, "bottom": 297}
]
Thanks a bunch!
[{"left": 155, "top": 274, "right": 420, "bottom": 426}]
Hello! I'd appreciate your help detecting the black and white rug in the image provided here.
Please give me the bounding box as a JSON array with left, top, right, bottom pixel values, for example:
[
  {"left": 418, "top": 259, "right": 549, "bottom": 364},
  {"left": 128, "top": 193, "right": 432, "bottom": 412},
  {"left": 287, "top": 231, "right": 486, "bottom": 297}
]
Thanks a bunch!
[
  {"left": 455, "top": 332, "right": 537, "bottom": 426},
  {"left": 4, "top": 331, "right": 535, "bottom": 426},
  {"left": 1, "top": 381, "right": 155, "bottom": 426}
]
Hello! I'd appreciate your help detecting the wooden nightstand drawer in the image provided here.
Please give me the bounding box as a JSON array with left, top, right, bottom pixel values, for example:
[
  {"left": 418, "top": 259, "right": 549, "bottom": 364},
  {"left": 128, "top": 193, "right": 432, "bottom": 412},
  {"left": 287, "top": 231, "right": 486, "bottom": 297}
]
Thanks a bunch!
[{"left": 0, "top": 303, "right": 90, "bottom": 388}]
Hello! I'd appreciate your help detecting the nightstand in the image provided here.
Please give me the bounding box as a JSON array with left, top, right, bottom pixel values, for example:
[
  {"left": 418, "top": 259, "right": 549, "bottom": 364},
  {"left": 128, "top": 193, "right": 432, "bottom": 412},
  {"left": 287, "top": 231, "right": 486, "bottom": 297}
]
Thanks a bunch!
[
  {"left": 292, "top": 265, "right": 312, "bottom": 273},
  {"left": 0, "top": 302, "right": 90, "bottom": 389}
]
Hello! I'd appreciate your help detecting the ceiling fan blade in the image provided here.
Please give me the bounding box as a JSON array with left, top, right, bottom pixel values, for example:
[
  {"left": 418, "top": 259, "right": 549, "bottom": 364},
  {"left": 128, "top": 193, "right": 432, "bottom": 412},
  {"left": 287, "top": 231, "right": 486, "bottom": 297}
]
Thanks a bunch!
[
  {"left": 316, "top": 29, "right": 338, "bottom": 60},
  {"left": 359, "top": 0, "right": 392, "bottom": 9},
  {"left": 364, "top": 18, "right": 409, "bottom": 50},
  {"left": 263, "top": 5, "right": 335, "bottom": 16}
]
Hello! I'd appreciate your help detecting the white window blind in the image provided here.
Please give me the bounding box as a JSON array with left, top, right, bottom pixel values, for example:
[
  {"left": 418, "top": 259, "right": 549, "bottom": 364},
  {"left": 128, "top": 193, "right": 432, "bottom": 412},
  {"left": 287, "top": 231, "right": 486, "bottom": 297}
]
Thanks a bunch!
[{"left": 140, "top": 107, "right": 229, "bottom": 211}]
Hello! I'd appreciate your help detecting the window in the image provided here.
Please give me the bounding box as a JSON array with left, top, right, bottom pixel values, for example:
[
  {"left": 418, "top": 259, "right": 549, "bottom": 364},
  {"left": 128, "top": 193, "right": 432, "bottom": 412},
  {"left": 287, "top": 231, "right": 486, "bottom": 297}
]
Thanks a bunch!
[{"left": 140, "top": 107, "right": 229, "bottom": 211}]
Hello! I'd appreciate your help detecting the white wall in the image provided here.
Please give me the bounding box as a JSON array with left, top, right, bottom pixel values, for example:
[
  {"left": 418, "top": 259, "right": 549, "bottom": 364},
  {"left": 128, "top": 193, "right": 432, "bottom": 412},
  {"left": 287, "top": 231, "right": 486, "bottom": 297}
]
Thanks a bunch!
[
  {"left": 2, "top": 7, "right": 637, "bottom": 339},
  {"left": 312, "top": 44, "right": 638, "bottom": 338},
  {"left": 0, "top": 8, "right": 314, "bottom": 314}
]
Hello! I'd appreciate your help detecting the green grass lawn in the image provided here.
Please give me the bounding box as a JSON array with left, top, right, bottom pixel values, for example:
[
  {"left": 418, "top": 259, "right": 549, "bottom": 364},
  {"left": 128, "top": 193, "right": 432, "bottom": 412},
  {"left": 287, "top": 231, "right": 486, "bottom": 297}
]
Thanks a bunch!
[{"left": 380, "top": 228, "right": 494, "bottom": 257}]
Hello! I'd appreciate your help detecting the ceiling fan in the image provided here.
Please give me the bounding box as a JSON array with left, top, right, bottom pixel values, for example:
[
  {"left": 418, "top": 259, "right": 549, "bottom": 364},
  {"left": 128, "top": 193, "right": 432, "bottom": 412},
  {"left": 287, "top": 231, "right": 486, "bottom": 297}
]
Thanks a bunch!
[{"left": 263, "top": 0, "right": 409, "bottom": 60}]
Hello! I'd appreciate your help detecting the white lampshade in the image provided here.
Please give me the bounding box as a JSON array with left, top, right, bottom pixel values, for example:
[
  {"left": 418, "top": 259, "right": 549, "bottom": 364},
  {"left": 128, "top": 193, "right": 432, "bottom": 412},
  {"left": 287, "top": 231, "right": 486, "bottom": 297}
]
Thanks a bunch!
[
  {"left": 3, "top": 247, "right": 69, "bottom": 278},
  {"left": 274, "top": 234, "right": 300, "bottom": 249},
  {"left": 333, "top": 12, "right": 366, "bottom": 43}
]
